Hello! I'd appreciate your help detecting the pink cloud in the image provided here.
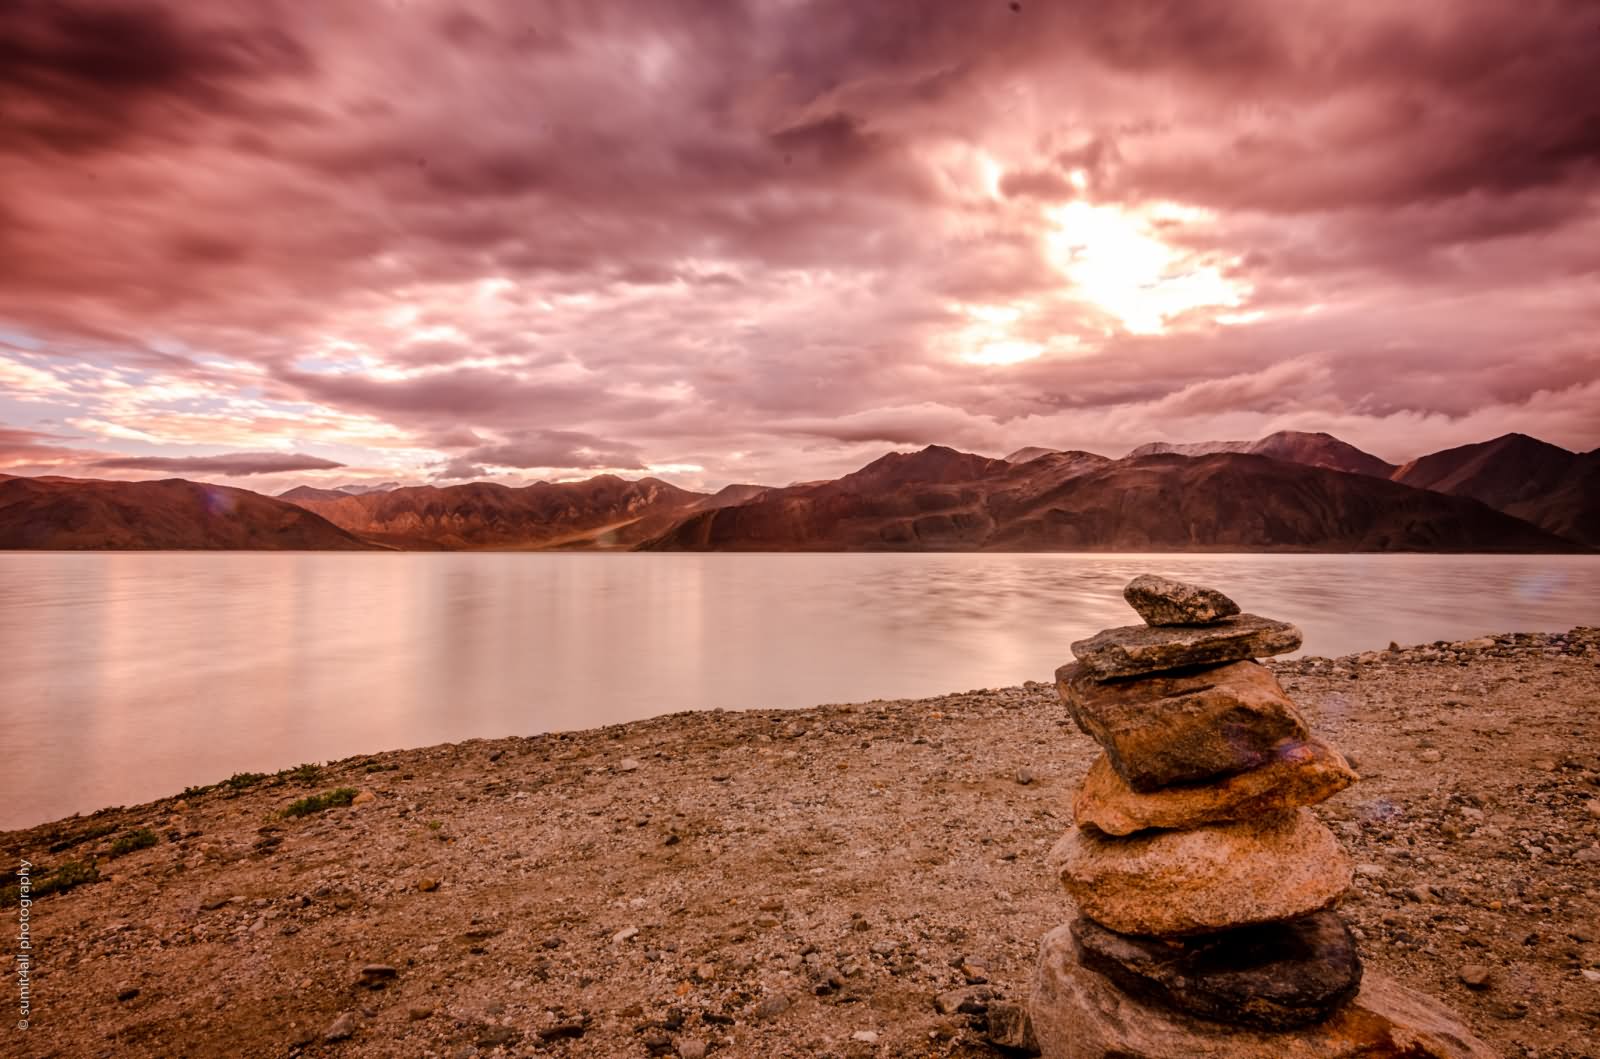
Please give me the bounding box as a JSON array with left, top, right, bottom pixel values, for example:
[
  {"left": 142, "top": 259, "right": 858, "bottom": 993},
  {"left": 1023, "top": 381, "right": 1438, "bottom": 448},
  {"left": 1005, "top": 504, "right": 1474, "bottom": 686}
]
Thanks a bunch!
[
  {"left": 0, "top": 0, "right": 1594, "bottom": 487},
  {"left": 91, "top": 452, "right": 345, "bottom": 476}
]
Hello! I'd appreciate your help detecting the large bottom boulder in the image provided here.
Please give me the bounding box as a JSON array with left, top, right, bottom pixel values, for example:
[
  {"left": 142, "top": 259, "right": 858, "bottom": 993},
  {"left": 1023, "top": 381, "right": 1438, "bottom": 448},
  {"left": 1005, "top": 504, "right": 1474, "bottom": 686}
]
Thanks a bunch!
[{"left": 1031, "top": 926, "right": 1496, "bottom": 1059}]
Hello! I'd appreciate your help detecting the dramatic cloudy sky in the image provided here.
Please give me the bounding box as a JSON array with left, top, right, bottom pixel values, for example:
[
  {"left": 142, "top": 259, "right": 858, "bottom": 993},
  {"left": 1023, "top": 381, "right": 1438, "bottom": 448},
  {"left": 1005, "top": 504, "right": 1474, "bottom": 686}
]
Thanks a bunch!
[{"left": 2, "top": 0, "right": 1597, "bottom": 492}]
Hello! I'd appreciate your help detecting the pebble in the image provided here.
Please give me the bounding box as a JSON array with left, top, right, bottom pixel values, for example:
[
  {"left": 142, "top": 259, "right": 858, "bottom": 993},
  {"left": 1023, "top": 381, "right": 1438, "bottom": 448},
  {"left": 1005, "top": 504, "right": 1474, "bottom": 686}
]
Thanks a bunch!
[
  {"left": 851, "top": 1029, "right": 880, "bottom": 1043},
  {"left": 535, "top": 1021, "right": 584, "bottom": 1042},
  {"left": 358, "top": 964, "right": 398, "bottom": 988},
  {"left": 753, "top": 994, "right": 792, "bottom": 1019},
  {"left": 934, "top": 986, "right": 995, "bottom": 1015},
  {"left": 983, "top": 1001, "right": 1039, "bottom": 1053},
  {"left": 323, "top": 1011, "right": 357, "bottom": 1042},
  {"left": 677, "top": 1039, "right": 709, "bottom": 1059},
  {"left": 350, "top": 790, "right": 376, "bottom": 806},
  {"left": 1015, "top": 766, "right": 1036, "bottom": 786},
  {"left": 618, "top": 758, "right": 642, "bottom": 772},
  {"left": 479, "top": 1025, "right": 520, "bottom": 1046},
  {"left": 116, "top": 984, "right": 140, "bottom": 1002},
  {"left": 416, "top": 877, "right": 439, "bottom": 892},
  {"left": 1459, "top": 965, "right": 1494, "bottom": 990},
  {"left": 612, "top": 925, "right": 640, "bottom": 944},
  {"left": 1419, "top": 750, "right": 1443, "bottom": 764}
]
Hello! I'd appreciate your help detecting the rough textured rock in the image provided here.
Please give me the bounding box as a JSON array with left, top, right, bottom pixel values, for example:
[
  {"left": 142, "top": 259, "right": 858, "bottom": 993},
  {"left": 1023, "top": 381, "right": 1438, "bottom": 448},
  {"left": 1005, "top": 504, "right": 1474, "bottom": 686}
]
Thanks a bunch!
[
  {"left": 1070, "top": 614, "right": 1303, "bottom": 681},
  {"left": 983, "top": 1000, "right": 1042, "bottom": 1054},
  {"left": 1057, "top": 660, "right": 1309, "bottom": 792},
  {"left": 1032, "top": 926, "right": 1497, "bottom": 1058},
  {"left": 1069, "top": 911, "right": 1363, "bottom": 1030},
  {"left": 1050, "top": 809, "right": 1352, "bottom": 936},
  {"left": 1123, "top": 575, "right": 1241, "bottom": 626},
  {"left": 1074, "top": 737, "right": 1357, "bottom": 836}
]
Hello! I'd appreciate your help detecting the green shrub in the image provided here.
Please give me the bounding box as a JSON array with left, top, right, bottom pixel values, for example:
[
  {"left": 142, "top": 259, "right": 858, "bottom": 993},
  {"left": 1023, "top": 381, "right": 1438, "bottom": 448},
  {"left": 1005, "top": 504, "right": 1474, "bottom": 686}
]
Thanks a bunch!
[
  {"left": 282, "top": 787, "right": 358, "bottom": 818},
  {"left": 280, "top": 763, "right": 324, "bottom": 786},
  {"left": 108, "top": 829, "right": 159, "bottom": 858},
  {"left": 224, "top": 771, "right": 268, "bottom": 791},
  {"left": 2, "top": 860, "right": 103, "bottom": 907},
  {"left": 46, "top": 820, "right": 118, "bottom": 854}
]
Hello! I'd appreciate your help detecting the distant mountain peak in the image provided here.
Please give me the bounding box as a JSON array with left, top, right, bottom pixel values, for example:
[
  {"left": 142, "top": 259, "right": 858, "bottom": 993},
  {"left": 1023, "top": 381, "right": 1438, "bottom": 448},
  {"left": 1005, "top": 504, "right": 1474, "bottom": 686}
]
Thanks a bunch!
[
  {"left": 1129, "top": 431, "right": 1394, "bottom": 478},
  {"left": 1004, "top": 446, "right": 1059, "bottom": 464},
  {"left": 838, "top": 445, "right": 1005, "bottom": 490}
]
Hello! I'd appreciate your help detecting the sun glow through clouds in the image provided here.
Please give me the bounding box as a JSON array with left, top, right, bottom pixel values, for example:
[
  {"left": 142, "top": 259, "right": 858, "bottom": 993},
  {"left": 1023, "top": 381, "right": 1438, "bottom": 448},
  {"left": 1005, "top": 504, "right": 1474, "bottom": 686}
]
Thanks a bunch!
[
  {"left": 1045, "top": 202, "right": 1249, "bottom": 335},
  {"left": 953, "top": 304, "right": 1043, "bottom": 366}
]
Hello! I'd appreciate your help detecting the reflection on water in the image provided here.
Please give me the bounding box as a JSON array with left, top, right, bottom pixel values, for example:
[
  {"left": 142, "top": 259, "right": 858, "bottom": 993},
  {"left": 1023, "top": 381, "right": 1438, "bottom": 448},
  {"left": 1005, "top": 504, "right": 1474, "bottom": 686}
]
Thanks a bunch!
[{"left": 2, "top": 552, "right": 1595, "bottom": 829}]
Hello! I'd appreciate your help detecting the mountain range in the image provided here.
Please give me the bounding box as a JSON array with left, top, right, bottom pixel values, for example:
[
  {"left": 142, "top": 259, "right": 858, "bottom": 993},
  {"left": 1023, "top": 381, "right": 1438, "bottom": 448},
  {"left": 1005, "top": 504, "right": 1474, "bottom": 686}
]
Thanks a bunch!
[
  {"left": 0, "top": 431, "right": 1592, "bottom": 552},
  {"left": 277, "top": 476, "right": 758, "bottom": 550},
  {"left": 0, "top": 474, "right": 368, "bottom": 550}
]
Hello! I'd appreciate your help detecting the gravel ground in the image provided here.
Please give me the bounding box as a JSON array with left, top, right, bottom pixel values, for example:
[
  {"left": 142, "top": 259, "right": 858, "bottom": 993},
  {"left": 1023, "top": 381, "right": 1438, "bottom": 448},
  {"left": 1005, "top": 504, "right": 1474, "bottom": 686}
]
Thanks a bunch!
[{"left": 4, "top": 628, "right": 1598, "bottom": 1059}]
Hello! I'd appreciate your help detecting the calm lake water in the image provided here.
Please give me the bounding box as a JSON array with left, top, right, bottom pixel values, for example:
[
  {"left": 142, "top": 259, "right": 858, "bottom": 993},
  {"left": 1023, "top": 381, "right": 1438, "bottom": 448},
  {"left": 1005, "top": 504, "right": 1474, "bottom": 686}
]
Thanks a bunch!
[{"left": 2, "top": 552, "right": 1596, "bottom": 829}]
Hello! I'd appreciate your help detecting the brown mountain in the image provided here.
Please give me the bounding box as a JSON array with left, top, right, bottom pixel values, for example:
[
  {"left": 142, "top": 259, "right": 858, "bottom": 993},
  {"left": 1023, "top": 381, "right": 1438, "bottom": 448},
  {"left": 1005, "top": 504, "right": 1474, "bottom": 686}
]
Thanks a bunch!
[
  {"left": 282, "top": 474, "right": 712, "bottom": 550},
  {"left": 278, "top": 485, "right": 350, "bottom": 502},
  {"left": 1128, "top": 430, "right": 1396, "bottom": 478},
  {"left": 1390, "top": 433, "right": 1599, "bottom": 546},
  {"left": 0, "top": 475, "right": 372, "bottom": 550},
  {"left": 279, "top": 483, "right": 406, "bottom": 501},
  {"left": 1003, "top": 446, "right": 1065, "bottom": 464},
  {"left": 699, "top": 483, "right": 770, "bottom": 509},
  {"left": 640, "top": 447, "right": 1582, "bottom": 553}
]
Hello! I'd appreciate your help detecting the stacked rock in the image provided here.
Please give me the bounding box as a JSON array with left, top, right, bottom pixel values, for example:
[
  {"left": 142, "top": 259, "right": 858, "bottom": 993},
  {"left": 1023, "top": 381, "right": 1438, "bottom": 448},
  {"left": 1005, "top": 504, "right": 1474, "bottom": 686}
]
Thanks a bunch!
[{"left": 1030, "top": 575, "right": 1494, "bottom": 1059}]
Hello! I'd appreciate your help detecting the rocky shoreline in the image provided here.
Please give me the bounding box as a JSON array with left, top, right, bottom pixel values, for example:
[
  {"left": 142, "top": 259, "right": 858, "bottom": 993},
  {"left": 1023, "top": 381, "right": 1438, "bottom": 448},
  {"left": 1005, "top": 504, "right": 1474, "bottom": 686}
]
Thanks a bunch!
[{"left": 4, "top": 628, "right": 1598, "bottom": 1058}]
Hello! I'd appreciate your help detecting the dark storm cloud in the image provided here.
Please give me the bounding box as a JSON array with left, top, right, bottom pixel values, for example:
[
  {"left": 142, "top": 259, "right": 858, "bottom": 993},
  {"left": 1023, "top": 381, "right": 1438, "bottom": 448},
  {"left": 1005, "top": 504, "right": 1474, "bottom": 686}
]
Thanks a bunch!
[
  {"left": 0, "top": 0, "right": 312, "bottom": 154},
  {"left": 0, "top": 0, "right": 1596, "bottom": 487}
]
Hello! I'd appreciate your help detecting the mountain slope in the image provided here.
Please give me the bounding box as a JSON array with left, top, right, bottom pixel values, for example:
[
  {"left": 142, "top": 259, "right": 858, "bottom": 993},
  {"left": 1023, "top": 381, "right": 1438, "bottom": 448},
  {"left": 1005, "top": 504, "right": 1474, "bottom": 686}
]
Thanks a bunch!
[
  {"left": 0, "top": 476, "right": 372, "bottom": 550},
  {"left": 1130, "top": 431, "right": 1396, "bottom": 478},
  {"left": 989, "top": 453, "right": 1567, "bottom": 551},
  {"left": 283, "top": 475, "right": 710, "bottom": 550},
  {"left": 279, "top": 485, "right": 350, "bottom": 502},
  {"left": 1391, "top": 433, "right": 1598, "bottom": 546},
  {"left": 1004, "top": 446, "right": 1061, "bottom": 464},
  {"left": 641, "top": 447, "right": 1580, "bottom": 553},
  {"left": 697, "top": 483, "right": 770, "bottom": 509}
]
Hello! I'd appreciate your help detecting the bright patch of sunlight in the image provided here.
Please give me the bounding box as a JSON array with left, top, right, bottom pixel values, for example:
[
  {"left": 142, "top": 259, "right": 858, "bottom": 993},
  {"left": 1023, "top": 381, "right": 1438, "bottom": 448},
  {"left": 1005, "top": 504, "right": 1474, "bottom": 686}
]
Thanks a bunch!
[
  {"left": 1044, "top": 202, "right": 1248, "bottom": 334},
  {"left": 953, "top": 304, "right": 1044, "bottom": 366}
]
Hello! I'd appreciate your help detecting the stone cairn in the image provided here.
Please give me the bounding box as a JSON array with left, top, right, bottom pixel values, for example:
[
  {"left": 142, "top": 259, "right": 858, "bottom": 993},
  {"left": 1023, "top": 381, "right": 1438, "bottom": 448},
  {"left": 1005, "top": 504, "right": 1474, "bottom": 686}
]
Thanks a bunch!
[{"left": 1029, "top": 574, "right": 1495, "bottom": 1058}]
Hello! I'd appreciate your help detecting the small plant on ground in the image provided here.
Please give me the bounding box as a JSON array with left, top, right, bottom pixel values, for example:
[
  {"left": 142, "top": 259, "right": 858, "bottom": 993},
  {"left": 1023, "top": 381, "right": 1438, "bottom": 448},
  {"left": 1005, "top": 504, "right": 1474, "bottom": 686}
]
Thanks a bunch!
[
  {"left": 3, "top": 860, "right": 103, "bottom": 907},
  {"left": 282, "top": 787, "right": 359, "bottom": 818},
  {"left": 280, "top": 763, "right": 324, "bottom": 786},
  {"left": 224, "top": 771, "right": 268, "bottom": 792},
  {"left": 46, "top": 820, "right": 118, "bottom": 855},
  {"left": 108, "top": 829, "right": 159, "bottom": 858}
]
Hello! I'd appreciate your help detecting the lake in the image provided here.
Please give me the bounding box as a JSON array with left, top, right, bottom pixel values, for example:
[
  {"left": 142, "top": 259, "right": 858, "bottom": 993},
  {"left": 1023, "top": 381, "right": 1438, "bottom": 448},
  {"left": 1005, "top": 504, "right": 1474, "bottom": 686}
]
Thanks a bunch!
[{"left": 2, "top": 552, "right": 1596, "bottom": 829}]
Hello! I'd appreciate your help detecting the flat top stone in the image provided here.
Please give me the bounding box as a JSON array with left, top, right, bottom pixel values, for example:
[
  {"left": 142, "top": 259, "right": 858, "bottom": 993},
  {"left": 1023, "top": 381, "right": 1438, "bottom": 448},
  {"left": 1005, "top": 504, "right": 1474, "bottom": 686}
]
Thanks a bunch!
[
  {"left": 1071, "top": 613, "right": 1303, "bottom": 681},
  {"left": 1124, "top": 574, "right": 1240, "bottom": 626}
]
